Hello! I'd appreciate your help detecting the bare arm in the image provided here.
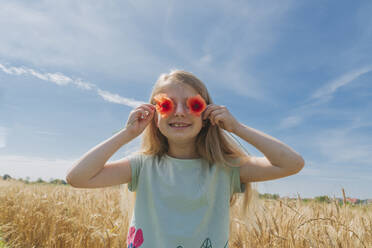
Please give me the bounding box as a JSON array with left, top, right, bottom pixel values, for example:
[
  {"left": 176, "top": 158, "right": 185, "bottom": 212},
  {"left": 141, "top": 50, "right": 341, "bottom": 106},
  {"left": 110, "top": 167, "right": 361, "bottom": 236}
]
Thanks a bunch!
[
  {"left": 65, "top": 127, "right": 137, "bottom": 188},
  {"left": 66, "top": 103, "right": 156, "bottom": 188},
  {"left": 233, "top": 123, "right": 305, "bottom": 182},
  {"left": 202, "top": 104, "right": 304, "bottom": 183}
]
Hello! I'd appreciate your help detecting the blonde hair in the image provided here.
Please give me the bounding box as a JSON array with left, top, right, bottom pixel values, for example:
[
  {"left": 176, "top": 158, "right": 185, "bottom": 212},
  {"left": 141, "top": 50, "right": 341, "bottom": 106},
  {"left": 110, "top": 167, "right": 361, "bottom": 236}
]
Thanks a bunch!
[{"left": 120, "top": 69, "right": 258, "bottom": 223}]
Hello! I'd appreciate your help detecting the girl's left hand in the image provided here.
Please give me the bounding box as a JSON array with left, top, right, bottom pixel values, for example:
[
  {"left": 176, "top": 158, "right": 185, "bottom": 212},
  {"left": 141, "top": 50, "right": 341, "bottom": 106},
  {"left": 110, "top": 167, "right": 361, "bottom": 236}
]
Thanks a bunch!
[{"left": 202, "top": 104, "right": 240, "bottom": 133}]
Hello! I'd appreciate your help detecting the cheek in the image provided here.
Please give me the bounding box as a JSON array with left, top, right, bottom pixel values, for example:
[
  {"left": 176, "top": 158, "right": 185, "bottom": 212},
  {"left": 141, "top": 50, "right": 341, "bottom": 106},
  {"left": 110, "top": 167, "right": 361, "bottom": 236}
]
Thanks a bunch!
[{"left": 155, "top": 113, "right": 166, "bottom": 129}]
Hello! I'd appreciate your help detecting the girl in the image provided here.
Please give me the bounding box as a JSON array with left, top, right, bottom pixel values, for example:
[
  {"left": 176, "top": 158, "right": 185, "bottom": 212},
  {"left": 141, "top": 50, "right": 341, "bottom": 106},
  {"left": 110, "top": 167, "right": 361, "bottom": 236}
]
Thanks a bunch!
[{"left": 66, "top": 70, "right": 305, "bottom": 248}]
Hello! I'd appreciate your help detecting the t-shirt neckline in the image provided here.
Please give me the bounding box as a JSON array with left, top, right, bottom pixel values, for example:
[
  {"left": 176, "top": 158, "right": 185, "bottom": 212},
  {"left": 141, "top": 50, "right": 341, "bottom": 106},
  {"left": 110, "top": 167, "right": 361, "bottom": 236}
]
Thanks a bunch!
[{"left": 164, "top": 153, "right": 203, "bottom": 164}]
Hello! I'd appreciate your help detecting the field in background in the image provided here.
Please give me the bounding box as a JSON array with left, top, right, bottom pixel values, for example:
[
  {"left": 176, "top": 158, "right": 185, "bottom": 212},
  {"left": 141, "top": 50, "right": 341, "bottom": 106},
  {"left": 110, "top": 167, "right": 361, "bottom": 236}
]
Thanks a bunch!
[{"left": 0, "top": 180, "right": 371, "bottom": 248}]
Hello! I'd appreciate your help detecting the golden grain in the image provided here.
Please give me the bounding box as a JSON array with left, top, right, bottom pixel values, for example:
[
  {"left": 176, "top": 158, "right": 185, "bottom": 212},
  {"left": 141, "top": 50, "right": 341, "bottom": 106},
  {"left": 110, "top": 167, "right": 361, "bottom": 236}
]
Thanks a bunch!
[{"left": 0, "top": 180, "right": 371, "bottom": 247}]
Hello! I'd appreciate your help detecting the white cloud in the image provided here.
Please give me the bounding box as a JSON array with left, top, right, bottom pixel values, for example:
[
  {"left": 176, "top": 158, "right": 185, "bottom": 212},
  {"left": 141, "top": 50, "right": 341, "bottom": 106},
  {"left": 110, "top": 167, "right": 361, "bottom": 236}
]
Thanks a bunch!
[
  {"left": 0, "top": 0, "right": 297, "bottom": 102},
  {"left": 28, "top": 69, "right": 49, "bottom": 81},
  {"left": 278, "top": 116, "right": 303, "bottom": 129},
  {"left": 0, "top": 154, "right": 74, "bottom": 181},
  {"left": 97, "top": 89, "right": 146, "bottom": 107},
  {"left": 44, "top": 72, "right": 72, "bottom": 86},
  {"left": 0, "top": 1, "right": 169, "bottom": 79},
  {"left": 311, "top": 65, "right": 372, "bottom": 101},
  {"left": 161, "top": 0, "right": 295, "bottom": 101},
  {"left": 74, "top": 79, "right": 95, "bottom": 90},
  {"left": 278, "top": 65, "right": 372, "bottom": 129},
  {"left": 0, "top": 64, "right": 27, "bottom": 75},
  {"left": 1, "top": 64, "right": 81, "bottom": 88},
  {"left": 278, "top": 111, "right": 372, "bottom": 171},
  {"left": 315, "top": 131, "right": 371, "bottom": 166},
  {"left": 0, "top": 140, "right": 142, "bottom": 182},
  {"left": 0, "top": 63, "right": 145, "bottom": 108}
]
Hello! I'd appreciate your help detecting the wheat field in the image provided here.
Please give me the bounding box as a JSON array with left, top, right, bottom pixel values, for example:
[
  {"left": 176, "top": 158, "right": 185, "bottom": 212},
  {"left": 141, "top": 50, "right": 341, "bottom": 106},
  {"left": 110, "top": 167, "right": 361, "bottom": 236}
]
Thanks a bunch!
[{"left": 0, "top": 179, "right": 371, "bottom": 248}]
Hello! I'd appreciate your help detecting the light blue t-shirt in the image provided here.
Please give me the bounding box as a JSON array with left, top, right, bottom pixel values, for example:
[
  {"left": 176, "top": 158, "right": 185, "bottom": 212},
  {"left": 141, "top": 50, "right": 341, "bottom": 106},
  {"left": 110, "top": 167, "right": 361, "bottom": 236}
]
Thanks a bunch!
[{"left": 126, "top": 153, "right": 245, "bottom": 248}]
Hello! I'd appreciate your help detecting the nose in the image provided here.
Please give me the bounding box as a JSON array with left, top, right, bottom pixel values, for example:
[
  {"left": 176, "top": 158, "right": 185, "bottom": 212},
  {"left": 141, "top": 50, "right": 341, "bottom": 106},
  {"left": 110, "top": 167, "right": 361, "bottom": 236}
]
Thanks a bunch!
[{"left": 174, "top": 101, "right": 187, "bottom": 117}]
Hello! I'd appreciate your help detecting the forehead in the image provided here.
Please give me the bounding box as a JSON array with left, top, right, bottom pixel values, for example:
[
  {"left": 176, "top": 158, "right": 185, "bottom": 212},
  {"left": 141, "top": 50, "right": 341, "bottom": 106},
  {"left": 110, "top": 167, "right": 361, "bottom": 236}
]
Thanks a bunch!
[{"left": 158, "top": 81, "right": 198, "bottom": 99}]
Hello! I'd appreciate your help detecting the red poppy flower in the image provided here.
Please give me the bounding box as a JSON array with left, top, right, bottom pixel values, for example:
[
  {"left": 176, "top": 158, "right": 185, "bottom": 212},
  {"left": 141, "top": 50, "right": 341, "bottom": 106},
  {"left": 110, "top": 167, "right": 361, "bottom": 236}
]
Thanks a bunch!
[
  {"left": 186, "top": 94, "right": 207, "bottom": 117},
  {"left": 154, "top": 93, "right": 174, "bottom": 118},
  {"left": 127, "top": 226, "right": 144, "bottom": 248}
]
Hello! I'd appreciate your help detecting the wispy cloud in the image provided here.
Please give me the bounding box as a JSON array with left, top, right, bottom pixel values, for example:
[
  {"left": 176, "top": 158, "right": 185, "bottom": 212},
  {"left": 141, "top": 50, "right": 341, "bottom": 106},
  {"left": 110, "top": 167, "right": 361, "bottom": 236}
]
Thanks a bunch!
[
  {"left": 97, "top": 89, "right": 145, "bottom": 108},
  {"left": 274, "top": 65, "right": 372, "bottom": 185},
  {"left": 162, "top": 0, "right": 295, "bottom": 102},
  {"left": 277, "top": 65, "right": 372, "bottom": 130},
  {"left": 312, "top": 125, "right": 372, "bottom": 167},
  {"left": 0, "top": 139, "right": 142, "bottom": 181},
  {"left": 0, "top": 1, "right": 296, "bottom": 102},
  {"left": 0, "top": 64, "right": 93, "bottom": 88},
  {"left": 0, "top": 1, "right": 168, "bottom": 80},
  {"left": 0, "top": 154, "right": 74, "bottom": 181},
  {"left": 310, "top": 65, "right": 372, "bottom": 101},
  {"left": 278, "top": 116, "right": 303, "bottom": 129},
  {"left": 0, "top": 63, "right": 146, "bottom": 108}
]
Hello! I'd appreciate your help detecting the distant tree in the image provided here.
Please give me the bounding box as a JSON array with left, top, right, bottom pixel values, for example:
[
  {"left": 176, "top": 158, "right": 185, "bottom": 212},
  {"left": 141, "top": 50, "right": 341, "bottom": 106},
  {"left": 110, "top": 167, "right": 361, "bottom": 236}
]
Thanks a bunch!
[
  {"left": 36, "top": 178, "right": 45, "bottom": 183},
  {"left": 3, "top": 174, "right": 12, "bottom": 180},
  {"left": 49, "top": 179, "right": 67, "bottom": 185},
  {"left": 260, "top": 193, "right": 280, "bottom": 200},
  {"left": 314, "top": 195, "right": 331, "bottom": 203},
  {"left": 50, "top": 179, "right": 67, "bottom": 184}
]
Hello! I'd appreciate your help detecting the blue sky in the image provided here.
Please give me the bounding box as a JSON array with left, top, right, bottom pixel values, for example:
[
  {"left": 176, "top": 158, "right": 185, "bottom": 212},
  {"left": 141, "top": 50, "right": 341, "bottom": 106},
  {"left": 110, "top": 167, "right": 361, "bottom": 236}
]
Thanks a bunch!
[{"left": 1, "top": 1, "right": 371, "bottom": 199}]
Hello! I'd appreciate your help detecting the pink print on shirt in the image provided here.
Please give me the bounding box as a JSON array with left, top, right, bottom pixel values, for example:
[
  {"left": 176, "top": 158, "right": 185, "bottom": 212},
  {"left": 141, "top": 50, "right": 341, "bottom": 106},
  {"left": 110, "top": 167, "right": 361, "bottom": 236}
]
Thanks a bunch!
[{"left": 127, "top": 226, "right": 144, "bottom": 248}]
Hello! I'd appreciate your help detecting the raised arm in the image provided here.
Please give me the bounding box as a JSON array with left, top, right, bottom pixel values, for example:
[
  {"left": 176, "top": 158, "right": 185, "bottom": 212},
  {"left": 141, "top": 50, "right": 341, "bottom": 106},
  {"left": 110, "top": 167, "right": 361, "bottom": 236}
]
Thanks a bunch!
[
  {"left": 65, "top": 127, "right": 136, "bottom": 188},
  {"left": 66, "top": 103, "right": 156, "bottom": 188},
  {"left": 202, "top": 104, "right": 305, "bottom": 183},
  {"left": 233, "top": 123, "right": 305, "bottom": 183}
]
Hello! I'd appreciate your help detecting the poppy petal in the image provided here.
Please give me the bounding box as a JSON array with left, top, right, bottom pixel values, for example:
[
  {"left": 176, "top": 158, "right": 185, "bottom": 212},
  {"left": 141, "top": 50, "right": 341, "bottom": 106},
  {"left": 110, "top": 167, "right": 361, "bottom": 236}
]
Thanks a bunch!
[
  {"left": 154, "top": 93, "right": 174, "bottom": 118},
  {"left": 187, "top": 94, "right": 206, "bottom": 116}
]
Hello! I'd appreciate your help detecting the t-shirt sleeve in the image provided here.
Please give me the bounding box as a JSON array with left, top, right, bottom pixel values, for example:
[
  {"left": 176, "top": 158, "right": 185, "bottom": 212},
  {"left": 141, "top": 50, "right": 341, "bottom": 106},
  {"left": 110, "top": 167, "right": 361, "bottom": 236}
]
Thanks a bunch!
[
  {"left": 127, "top": 152, "right": 143, "bottom": 192},
  {"left": 227, "top": 157, "right": 246, "bottom": 194},
  {"left": 231, "top": 166, "right": 246, "bottom": 194}
]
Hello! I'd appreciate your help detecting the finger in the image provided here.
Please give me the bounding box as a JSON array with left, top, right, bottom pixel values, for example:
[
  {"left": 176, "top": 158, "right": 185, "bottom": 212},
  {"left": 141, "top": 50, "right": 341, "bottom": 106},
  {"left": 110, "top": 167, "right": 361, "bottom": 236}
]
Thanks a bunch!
[
  {"left": 144, "top": 103, "right": 156, "bottom": 111},
  {"left": 209, "top": 106, "right": 228, "bottom": 122},
  {"left": 139, "top": 109, "right": 152, "bottom": 120},
  {"left": 213, "top": 112, "right": 225, "bottom": 127},
  {"left": 137, "top": 105, "right": 156, "bottom": 119},
  {"left": 202, "top": 104, "right": 220, "bottom": 120},
  {"left": 209, "top": 109, "right": 225, "bottom": 124},
  {"left": 131, "top": 110, "right": 147, "bottom": 123},
  {"left": 138, "top": 104, "right": 155, "bottom": 113},
  {"left": 208, "top": 108, "right": 223, "bottom": 125}
]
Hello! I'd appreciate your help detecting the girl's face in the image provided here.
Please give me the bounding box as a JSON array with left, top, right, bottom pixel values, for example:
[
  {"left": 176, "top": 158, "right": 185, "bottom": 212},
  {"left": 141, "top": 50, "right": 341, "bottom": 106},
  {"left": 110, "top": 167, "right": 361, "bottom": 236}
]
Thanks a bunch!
[{"left": 154, "top": 81, "right": 204, "bottom": 144}]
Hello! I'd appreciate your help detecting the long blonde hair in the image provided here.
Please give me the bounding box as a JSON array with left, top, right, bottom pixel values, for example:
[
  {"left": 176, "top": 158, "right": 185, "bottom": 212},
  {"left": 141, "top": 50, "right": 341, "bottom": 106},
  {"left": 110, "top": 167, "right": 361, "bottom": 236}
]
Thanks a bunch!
[{"left": 120, "top": 69, "right": 257, "bottom": 222}]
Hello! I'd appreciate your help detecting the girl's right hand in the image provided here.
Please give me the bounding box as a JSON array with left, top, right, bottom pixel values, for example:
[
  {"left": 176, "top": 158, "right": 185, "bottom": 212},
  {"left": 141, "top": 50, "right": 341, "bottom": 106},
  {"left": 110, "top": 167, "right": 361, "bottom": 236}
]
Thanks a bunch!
[{"left": 125, "top": 104, "right": 156, "bottom": 137}]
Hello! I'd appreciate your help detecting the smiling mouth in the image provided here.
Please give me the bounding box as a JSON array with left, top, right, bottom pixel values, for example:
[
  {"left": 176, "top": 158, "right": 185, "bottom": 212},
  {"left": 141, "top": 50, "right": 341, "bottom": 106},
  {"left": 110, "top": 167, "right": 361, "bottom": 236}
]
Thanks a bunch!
[{"left": 169, "top": 123, "right": 192, "bottom": 128}]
